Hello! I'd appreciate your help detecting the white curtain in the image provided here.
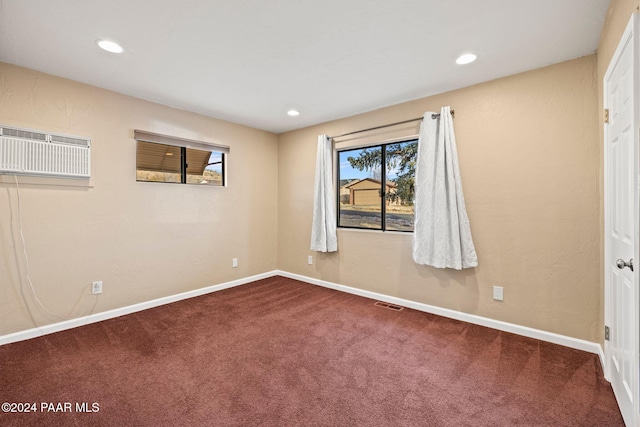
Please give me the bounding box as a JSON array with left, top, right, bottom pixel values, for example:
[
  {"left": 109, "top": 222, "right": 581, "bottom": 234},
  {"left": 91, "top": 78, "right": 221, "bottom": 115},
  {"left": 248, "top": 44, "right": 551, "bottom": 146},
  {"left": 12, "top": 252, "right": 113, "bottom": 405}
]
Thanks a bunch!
[
  {"left": 310, "top": 134, "right": 338, "bottom": 252},
  {"left": 412, "top": 107, "right": 477, "bottom": 269}
]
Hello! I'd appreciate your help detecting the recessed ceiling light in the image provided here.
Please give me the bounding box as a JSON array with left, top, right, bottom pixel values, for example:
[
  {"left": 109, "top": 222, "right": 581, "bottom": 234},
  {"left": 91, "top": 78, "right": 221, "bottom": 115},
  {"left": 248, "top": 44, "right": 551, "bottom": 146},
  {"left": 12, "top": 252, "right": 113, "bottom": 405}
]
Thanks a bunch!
[
  {"left": 287, "top": 109, "right": 300, "bottom": 117},
  {"left": 97, "top": 40, "right": 124, "bottom": 53},
  {"left": 165, "top": 152, "right": 174, "bottom": 156},
  {"left": 456, "top": 53, "right": 477, "bottom": 65}
]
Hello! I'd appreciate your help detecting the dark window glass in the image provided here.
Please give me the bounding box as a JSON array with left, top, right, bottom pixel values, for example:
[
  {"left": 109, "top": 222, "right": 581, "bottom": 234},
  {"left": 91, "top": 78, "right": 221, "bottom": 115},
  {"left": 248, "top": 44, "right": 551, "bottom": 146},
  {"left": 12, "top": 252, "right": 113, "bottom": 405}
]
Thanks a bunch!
[
  {"left": 135, "top": 141, "right": 181, "bottom": 183},
  {"left": 338, "top": 147, "right": 382, "bottom": 230},
  {"left": 384, "top": 140, "right": 416, "bottom": 231},
  {"left": 136, "top": 141, "right": 224, "bottom": 186},
  {"left": 338, "top": 139, "right": 416, "bottom": 232},
  {"left": 185, "top": 148, "right": 224, "bottom": 186}
]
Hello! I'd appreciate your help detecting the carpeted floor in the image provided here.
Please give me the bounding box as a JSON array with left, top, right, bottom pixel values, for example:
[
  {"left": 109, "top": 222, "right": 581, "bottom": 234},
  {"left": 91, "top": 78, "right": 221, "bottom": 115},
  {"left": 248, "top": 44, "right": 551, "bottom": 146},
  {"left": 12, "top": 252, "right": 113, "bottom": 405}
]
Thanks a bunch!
[{"left": 0, "top": 276, "right": 624, "bottom": 426}]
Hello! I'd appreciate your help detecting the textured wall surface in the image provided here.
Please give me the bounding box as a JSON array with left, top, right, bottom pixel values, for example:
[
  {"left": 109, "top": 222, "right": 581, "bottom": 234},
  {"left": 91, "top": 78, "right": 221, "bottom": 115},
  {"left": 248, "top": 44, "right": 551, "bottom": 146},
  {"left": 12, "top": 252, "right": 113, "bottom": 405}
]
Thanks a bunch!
[
  {"left": 278, "top": 56, "right": 600, "bottom": 341},
  {"left": 0, "top": 62, "right": 279, "bottom": 336}
]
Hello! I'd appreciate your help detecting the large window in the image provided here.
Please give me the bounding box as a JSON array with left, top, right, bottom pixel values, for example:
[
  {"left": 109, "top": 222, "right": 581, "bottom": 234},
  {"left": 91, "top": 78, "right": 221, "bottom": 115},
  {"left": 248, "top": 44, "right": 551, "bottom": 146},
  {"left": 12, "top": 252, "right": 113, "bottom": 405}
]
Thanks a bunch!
[
  {"left": 338, "top": 139, "right": 417, "bottom": 232},
  {"left": 134, "top": 130, "right": 227, "bottom": 186}
]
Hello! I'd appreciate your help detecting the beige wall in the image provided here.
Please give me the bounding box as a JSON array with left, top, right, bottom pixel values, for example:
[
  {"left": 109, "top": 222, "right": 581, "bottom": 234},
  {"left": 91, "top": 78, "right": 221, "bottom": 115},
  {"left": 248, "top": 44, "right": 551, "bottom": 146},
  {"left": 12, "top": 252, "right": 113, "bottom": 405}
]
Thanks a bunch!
[
  {"left": 278, "top": 56, "right": 600, "bottom": 341},
  {"left": 0, "top": 62, "right": 279, "bottom": 336},
  {"left": 0, "top": 8, "right": 623, "bottom": 343},
  {"left": 596, "top": 1, "right": 640, "bottom": 345}
]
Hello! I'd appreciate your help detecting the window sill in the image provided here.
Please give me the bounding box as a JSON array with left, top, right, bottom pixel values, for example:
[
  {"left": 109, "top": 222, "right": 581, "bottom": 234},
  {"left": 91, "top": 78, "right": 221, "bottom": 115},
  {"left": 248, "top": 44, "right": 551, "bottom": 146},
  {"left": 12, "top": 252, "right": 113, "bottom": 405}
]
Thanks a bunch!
[
  {"left": 337, "top": 227, "right": 413, "bottom": 236},
  {"left": 0, "top": 174, "right": 93, "bottom": 189}
]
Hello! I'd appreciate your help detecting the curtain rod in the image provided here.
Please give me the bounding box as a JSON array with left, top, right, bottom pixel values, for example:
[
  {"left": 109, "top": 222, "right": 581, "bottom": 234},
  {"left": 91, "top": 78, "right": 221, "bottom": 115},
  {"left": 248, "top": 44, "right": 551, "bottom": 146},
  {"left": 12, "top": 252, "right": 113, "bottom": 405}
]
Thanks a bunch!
[{"left": 330, "top": 110, "right": 454, "bottom": 139}]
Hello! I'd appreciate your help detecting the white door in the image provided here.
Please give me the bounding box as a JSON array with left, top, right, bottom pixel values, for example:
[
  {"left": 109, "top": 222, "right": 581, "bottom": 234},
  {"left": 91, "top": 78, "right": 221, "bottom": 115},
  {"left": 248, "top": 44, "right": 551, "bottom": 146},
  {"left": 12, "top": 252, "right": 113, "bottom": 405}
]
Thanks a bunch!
[{"left": 605, "top": 13, "right": 640, "bottom": 427}]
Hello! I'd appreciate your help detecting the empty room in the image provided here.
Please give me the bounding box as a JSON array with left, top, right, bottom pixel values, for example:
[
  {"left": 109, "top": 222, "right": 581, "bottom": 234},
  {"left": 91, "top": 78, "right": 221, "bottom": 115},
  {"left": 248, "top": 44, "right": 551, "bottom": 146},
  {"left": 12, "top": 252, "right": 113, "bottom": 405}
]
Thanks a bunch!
[{"left": 0, "top": 0, "right": 638, "bottom": 425}]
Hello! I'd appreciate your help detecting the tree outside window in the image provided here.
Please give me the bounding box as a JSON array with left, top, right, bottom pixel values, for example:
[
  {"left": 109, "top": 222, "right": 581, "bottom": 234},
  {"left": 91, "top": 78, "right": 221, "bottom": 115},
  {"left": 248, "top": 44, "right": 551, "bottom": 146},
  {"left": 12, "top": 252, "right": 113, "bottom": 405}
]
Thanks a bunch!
[{"left": 338, "top": 139, "right": 417, "bottom": 232}]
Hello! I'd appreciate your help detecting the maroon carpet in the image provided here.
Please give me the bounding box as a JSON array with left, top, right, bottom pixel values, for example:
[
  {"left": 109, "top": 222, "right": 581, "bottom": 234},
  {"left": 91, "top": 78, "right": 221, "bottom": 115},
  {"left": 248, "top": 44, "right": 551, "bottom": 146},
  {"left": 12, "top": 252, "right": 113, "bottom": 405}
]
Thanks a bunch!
[{"left": 0, "top": 276, "right": 624, "bottom": 426}]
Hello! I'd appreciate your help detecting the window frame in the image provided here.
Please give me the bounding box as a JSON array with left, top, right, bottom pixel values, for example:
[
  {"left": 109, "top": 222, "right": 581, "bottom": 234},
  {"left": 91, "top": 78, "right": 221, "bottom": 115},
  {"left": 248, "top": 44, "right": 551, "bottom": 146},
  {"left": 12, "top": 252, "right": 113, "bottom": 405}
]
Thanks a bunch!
[
  {"left": 336, "top": 138, "right": 417, "bottom": 233},
  {"left": 134, "top": 130, "right": 228, "bottom": 187}
]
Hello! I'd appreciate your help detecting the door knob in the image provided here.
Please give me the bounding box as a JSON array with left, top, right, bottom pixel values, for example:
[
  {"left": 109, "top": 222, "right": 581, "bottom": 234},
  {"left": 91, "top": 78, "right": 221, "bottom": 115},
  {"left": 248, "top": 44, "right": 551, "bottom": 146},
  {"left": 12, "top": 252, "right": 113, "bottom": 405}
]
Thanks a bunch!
[{"left": 616, "top": 258, "right": 634, "bottom": 272}]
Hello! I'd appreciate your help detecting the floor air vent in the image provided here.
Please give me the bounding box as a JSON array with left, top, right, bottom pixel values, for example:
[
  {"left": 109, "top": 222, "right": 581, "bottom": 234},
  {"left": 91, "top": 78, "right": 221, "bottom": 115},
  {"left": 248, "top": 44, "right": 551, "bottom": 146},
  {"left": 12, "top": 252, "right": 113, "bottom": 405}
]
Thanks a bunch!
[{"left": 374, "top": 301, "right": 404, "bottom": 311}]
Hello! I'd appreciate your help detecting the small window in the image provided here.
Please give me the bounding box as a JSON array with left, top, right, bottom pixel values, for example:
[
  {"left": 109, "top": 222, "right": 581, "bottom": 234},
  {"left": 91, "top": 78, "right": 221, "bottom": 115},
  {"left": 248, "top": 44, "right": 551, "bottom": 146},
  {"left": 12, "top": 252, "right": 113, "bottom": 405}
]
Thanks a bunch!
[
  {"left": 338, "top": 139, "right": 417, "bottom": 232},
  {"left": 185, "top": 148, "right": 224, "bottom": 186},
  {"left": 134, "top": 129, "right": 228, "bottom": 186}
]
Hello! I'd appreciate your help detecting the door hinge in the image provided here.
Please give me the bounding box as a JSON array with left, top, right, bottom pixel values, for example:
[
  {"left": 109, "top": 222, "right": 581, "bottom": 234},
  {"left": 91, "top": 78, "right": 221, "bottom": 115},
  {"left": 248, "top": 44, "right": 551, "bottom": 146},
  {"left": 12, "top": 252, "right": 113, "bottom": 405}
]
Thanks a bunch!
[
  {"left": 604, "top": 108, "right": 609, "bottom": 124},
  {"left": 605, "top": 325, "right": 610, "bottom": 341}
]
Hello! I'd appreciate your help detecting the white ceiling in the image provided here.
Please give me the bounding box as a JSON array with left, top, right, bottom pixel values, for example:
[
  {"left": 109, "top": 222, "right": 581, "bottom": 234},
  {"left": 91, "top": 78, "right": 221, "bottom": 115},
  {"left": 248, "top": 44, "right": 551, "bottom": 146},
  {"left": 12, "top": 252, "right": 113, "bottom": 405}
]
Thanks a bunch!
[{"left": 0, "top": 0, "right": 610, "bottom": 134}]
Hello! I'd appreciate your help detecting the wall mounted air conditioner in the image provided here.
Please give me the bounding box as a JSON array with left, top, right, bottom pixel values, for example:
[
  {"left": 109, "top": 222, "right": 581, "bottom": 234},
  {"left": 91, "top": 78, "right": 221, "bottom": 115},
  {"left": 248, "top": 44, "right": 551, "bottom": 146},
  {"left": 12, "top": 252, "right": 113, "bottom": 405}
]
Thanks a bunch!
[{"left": 0, "top": 125, "right": 91, "bottom": 178}]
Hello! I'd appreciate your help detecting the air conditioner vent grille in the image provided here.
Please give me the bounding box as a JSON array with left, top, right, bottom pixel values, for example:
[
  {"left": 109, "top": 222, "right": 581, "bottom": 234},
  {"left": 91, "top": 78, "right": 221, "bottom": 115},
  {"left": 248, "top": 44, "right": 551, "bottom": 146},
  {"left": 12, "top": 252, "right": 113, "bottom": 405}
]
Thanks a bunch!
[
  {"left": 51, "top": 135, "right": 90, "bottom": 147},
  {"left": 0, "top": 124, "right": 90, "bottom": 178},
  {"left": 1, "top": 127, "right": 47, "bottom": 142}
]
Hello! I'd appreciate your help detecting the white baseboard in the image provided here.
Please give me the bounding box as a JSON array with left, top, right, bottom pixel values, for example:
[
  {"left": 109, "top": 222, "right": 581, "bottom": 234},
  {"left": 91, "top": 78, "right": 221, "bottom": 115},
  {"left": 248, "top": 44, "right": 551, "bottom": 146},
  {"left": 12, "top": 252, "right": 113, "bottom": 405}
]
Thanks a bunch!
[
  {"left": 0, "top": 271, "right": 279, "bottom": 346},
  {"left": 598, "top": 344, "right": 605, "bottom": 372},
  {"left": 276, "top": 270, "right": 603, "bottom": 358},
  {"left": 1, "top": 269, "right": 605, "bottom": 370}
]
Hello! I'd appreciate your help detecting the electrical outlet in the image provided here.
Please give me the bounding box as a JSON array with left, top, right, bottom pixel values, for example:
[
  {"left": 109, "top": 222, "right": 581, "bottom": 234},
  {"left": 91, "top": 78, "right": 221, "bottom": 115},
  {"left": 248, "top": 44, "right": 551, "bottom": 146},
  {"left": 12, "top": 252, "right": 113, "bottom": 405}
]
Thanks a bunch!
[
  {"left": 92, "top": 281, "right": 103, "bottom": 295},
  {"left": 232, "top": 258, "right": 238, "bottom": 268},
  {"left": 308, "top": 255, "right": 313, "bottom": 265},
  {"left": 493, "top": 286, "right": 504, "bottom": 301}
]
